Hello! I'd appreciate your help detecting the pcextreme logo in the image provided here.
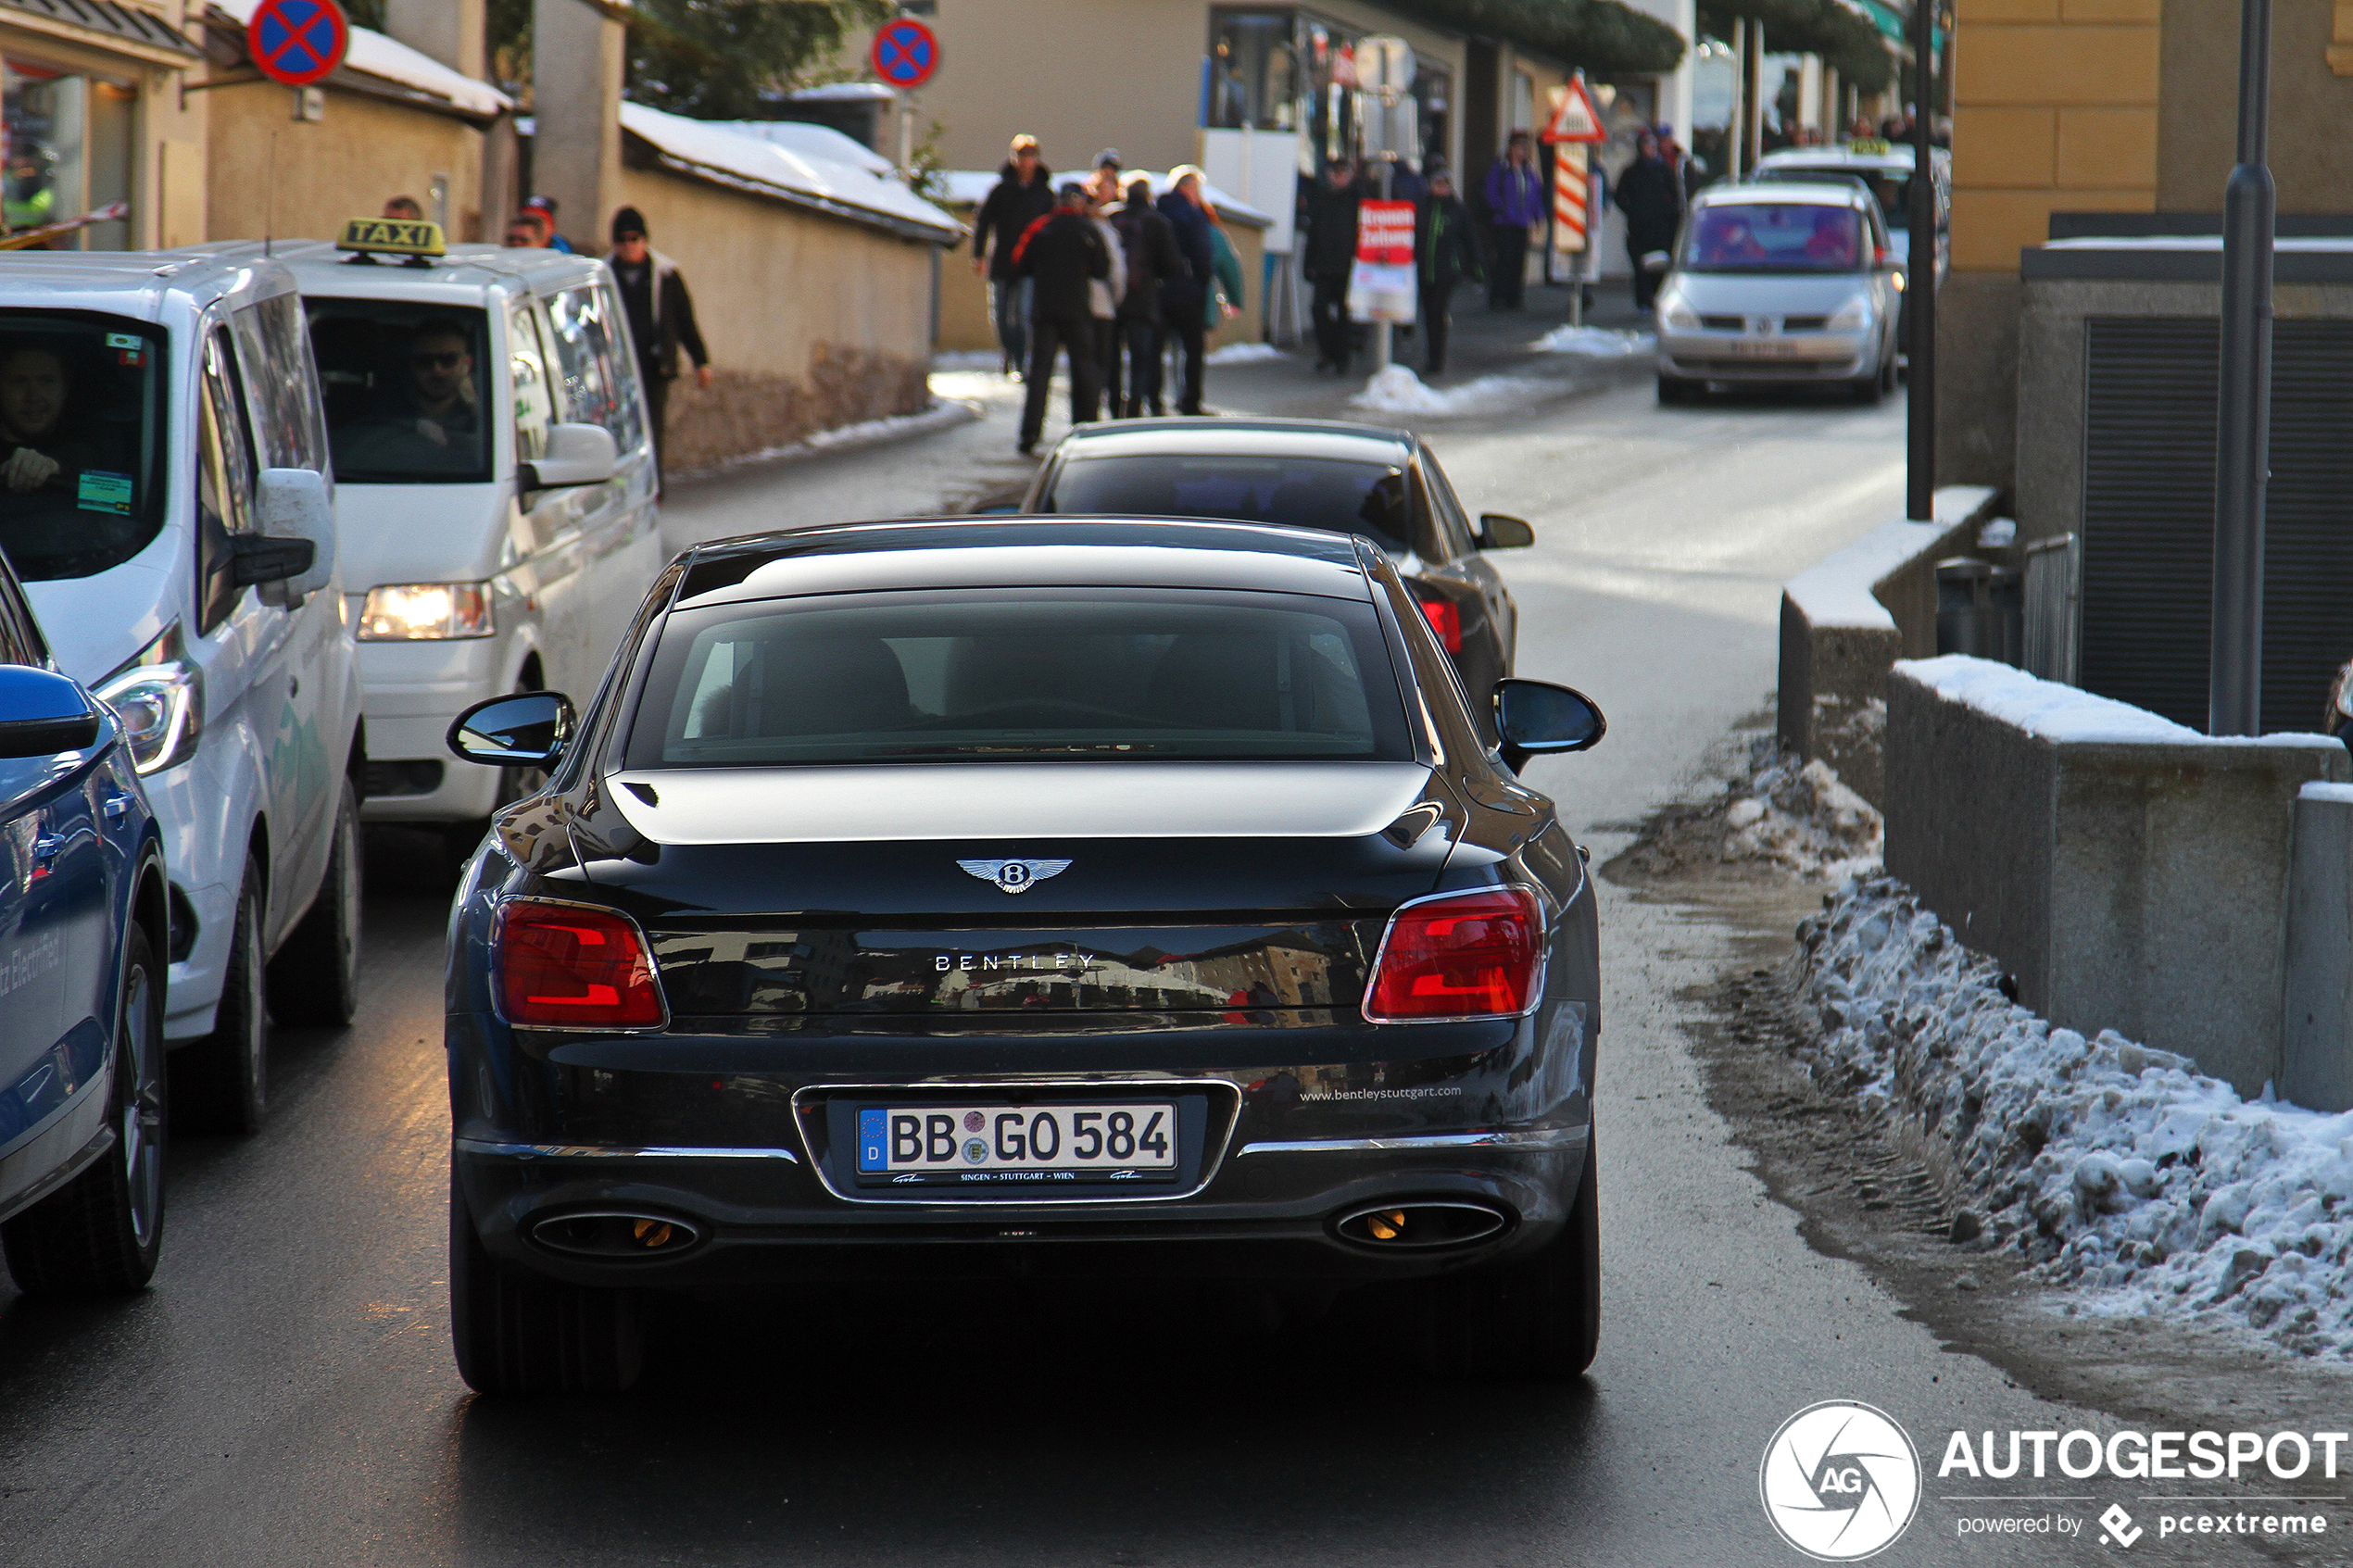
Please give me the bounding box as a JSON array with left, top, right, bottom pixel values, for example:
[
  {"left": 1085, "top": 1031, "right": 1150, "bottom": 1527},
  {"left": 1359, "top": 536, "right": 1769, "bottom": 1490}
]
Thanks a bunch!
[{"left": 1761, "top": 1400, "right": 1924, "bottom": 1561}]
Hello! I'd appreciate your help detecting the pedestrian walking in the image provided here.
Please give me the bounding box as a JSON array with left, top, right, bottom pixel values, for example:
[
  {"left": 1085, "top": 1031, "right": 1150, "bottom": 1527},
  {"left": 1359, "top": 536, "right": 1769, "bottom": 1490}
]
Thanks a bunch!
[
  {"left": 1302, "top": 156, "right": 1360, "bottom": 373},
  {"left": 974, "top": 134, "right": 1056, "bottom": 377},
  {"left": 1614, "top": 128, "right": 1683, "bottom": 311},
  {"left": 606, "top": 206, "right": 711, "bottom": 483},
  {"left": 1415, "top": 166, "right": 1484, "bottom": 377},
  {"left": 1013, "top": 181, "right": 1109, "bottom": 454},
  {"left": 522, "top": 194, "right": 574, "bottom": 253},
  {"left": 1482, "top": 132, "right": 1543, "bottom": 309},
  {"left": 1155, "top": 168, "right": 1216, "bottom": 415},
  {"left": 1083, "top": 171, "right": 1126, "bottom": 420},
  {"left": 1110, "top": 176, "right": 1183, "bottom": 416}
]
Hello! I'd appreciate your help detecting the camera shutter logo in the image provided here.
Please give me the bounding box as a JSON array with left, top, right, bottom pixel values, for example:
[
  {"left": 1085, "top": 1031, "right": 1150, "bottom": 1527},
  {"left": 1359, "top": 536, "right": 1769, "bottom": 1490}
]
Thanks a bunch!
[{"left": 1759, "top": 1400, "right": 1921, "bottom": 1561}]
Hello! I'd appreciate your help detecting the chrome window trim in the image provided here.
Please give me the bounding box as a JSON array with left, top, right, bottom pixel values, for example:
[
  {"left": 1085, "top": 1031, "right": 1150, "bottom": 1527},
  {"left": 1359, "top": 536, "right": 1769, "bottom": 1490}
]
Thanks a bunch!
[
  {"left": 1235, "top": 1125, "right": 1585, "bottom": 1156},
  {"left": 456, "top": 1137, "right": 798, "bottom": 1162}
]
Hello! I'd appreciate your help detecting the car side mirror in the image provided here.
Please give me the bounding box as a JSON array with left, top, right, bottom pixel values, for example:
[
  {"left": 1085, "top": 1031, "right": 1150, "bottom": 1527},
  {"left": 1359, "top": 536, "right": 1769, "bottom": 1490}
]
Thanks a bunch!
[
  {"left": 447, "top": 690, "right": 575, "bottom": 769},
  {"left": 1478, "top": 513, "right": 1535, "bottom": 550},
  {"left": 1492, "top": 678, "right": 1604, "bottom": 772},
  {"left": 256, "top": 468, "right": 335, "bottom": 598},
  {"left": 0, "top": 664, "right": 104, "bottom": 759},
  {"left": 520, "top": 422, "right": 618, "bottom": 493}
]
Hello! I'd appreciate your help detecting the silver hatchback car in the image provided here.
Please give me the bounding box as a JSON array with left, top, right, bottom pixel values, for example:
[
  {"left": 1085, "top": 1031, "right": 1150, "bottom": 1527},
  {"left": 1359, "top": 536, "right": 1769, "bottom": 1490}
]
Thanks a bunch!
[{"left": 1653, "top": 182, "right": 1903, "bottom": 405}]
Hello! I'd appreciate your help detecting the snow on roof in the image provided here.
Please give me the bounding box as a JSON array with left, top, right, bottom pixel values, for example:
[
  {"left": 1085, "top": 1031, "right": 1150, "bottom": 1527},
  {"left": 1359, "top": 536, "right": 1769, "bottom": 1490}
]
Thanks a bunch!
[
  {"left": 940, "top": 169, "right": 1271, "bottom": 229},
  {"left": 703, "top": 119, "right": 895, "bottom": 177},
  {"left": 786, "top": 82, "right": 900, "bottom": 103},
  {"left": 209, "top": 0, "right": 510, "bottom": 117},
  {"left": 620, "top": 102, "right": 960, "bottom": 244}
]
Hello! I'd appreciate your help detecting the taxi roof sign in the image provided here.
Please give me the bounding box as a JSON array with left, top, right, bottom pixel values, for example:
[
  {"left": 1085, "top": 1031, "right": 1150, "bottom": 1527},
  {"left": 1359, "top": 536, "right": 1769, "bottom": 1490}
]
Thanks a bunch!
[{"left": 336, "top": 216, "right": 445, "bottom": 261}]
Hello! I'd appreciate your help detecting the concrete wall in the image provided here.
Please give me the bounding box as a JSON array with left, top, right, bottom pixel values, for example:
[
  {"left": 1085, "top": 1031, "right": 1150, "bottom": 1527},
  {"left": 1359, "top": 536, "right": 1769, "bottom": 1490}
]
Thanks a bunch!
[
  {"left": 615, "top": 165, "right": 934, "bottom": 474},
  {"left": 207, "top": 87, "right": 488, "bottom": 243},
  {"left": 1884, "top": 656, "right": 2347, "bottom": 1097},
  {"left": 1776, "top": 487, "right": 1994, "bottom": 804}
]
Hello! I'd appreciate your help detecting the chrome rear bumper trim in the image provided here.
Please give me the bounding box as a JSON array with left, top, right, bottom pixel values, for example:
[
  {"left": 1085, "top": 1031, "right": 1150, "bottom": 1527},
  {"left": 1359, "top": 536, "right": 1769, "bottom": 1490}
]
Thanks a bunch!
[
  {"left": 1235, "top": 1126, "right": 1583, "bottom": 1156},
  {"left": 456, "top": 1138, "right": 799, "bottom": 1162}
]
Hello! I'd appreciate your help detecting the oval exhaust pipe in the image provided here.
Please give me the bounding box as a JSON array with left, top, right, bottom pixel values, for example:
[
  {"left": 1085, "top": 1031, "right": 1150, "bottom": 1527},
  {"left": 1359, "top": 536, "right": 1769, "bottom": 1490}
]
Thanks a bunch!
[
  {"left": 529, "top": 1210, "right": 702, "bottom": 1259},
  {"left": 1334, "top": 1200, "right": 1510, "bottom": 1249}
]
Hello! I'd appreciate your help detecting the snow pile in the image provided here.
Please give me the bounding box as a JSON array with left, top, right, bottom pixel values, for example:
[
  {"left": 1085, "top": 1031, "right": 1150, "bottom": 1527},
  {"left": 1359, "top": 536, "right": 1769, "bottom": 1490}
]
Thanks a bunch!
[
  {"left": 1530, "top": 324, "right": 1654, "bottom": 357},
  {"left": 1801, "top": 879, "right": 2353, "bottom": 1358},
  {"left": 1617, "top": 736, "right": 1881, "bottom": 883},
  {"left": 1205, "top": 343, "right": 1290, "bottom": 365},
  {"left": 931, "top": 350, "right": 1009, "bottom": 371},
  {"left": 1350, "top": 366, "right": 1539, "bottom": 417}
]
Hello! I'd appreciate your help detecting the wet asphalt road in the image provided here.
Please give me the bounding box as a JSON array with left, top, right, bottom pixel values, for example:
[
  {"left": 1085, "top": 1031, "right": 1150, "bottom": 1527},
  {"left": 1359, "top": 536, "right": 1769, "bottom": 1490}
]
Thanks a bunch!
[{"left": 0, "top": 345, "right": 2283, "bottom": 1566}]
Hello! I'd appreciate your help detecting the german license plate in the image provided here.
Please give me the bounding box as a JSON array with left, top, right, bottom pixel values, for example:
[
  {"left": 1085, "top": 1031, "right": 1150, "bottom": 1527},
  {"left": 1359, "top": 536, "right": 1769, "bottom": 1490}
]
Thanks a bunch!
[
  {"left": 1730, "top": 339, "right": 1803, "bottom": 358},
  {"left": 856, "top": 1103, "right": 1177, "bottom": 1179}
]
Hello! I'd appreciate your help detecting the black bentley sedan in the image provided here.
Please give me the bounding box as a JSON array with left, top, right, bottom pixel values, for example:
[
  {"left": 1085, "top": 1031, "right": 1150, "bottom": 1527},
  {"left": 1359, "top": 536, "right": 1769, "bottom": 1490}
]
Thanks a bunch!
[
  {"left": 441, "top": 519, "right": 1604, "bottom": 1394},
  {"left": 1019, "top": 419, "right": 1531, "bottom": 711}
]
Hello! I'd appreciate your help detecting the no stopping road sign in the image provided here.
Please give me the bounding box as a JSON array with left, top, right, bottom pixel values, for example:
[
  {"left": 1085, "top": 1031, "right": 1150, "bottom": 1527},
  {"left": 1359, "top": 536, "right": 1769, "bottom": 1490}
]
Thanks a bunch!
[
  {"left": 870, "top": 18, "right": 938, "bottom": 90},
  {"left": 248, "top": 0, "right": 348, "bottom": 89}
]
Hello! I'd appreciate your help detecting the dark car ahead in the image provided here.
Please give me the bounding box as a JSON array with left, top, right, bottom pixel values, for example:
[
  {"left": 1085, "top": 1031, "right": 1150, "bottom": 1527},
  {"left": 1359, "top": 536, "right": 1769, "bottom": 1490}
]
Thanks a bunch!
[
  {"left": 440, "top": 519, "right": 1604, "bottom": 1395},
  {"left": 0, "top": 557, "right": 170, "bottom": 1298},
  {"left": 1020, "top": 419, "right": 1532, "bottom": 711}
]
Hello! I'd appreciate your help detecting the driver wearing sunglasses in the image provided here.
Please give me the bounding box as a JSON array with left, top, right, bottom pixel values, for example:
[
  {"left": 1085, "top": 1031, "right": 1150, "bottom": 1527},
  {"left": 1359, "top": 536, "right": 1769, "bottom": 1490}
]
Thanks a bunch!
[{"left": 396, "top": 319, "right": 478, "bottom": 449}]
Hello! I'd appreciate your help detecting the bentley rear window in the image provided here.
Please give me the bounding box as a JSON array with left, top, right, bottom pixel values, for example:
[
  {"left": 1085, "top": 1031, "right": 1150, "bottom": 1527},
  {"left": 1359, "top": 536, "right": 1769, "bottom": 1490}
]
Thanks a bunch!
[{"left": 628, "top": 587, "right": 1412, "bottom": 766}]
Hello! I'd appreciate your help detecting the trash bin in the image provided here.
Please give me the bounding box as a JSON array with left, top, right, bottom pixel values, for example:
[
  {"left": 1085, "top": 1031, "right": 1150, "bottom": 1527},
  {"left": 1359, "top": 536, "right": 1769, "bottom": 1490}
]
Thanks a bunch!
[{"left": 1936, "top": 557, "right": 2025, "bottom": 664}]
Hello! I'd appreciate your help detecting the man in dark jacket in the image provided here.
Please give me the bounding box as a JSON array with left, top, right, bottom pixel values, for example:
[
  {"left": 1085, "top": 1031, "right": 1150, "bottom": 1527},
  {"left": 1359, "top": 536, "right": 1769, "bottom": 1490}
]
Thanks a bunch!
[
  {"left": 1156, "top": 170, "right": 1216, "bottom": 415},
  {"left": 1415, "top": 167, "right": 1484, "bottom": 377},
  {"left": 1482, "top": 132, "right": 1543, "bottom": 309},
  {"left": 1014, "top": 182, "right": 1110, "bottom": 454},
  {"left": 1614, "top": 129, "right": 1683, "bottom": 310},
  {"left": 973, "top": 135, "right": 1055, "bottom": 375},
  {"left": 608, "top": 206, "right": 710, "bottom": 483},
  {"left": 1111, "top": 177, "right": 1184, "bottom": 416},
  {"left": 1302, "top": 157, "right": 1361, "bottom": 373}
]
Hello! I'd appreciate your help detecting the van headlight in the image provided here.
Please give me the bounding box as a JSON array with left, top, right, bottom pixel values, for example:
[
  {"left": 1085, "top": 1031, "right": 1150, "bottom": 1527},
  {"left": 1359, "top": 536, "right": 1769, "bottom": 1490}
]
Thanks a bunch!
[
  {"left": 359, "top": 583, "right": 495, "bottom": 641},
  {"left": 1827, "top": 295, "right": 1874, "bottom": 332},
  {"left": 1657, "top": 290, "right": 1701, "bottom": 332},
  {"left": 95, "top": 624, "right": 204, "bottom": 776}
]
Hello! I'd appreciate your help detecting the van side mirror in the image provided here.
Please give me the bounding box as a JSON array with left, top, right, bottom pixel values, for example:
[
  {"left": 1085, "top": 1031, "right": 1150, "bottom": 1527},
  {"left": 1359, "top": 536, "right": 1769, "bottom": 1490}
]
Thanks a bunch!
[
  {"left": 256, "top": 468, "right": 335, "bottom": 597},
  {"left": 521, "top": 423, "right": 618, "bottom": 492},
  {"left": 447, "top": 690, "right": 575, "bottom": 769},
  {"left": 0, "top": 664, "right": 103, "bottom": 759},
  {"left": 1478, "top": 513, "right": 1534, "bottom": 550},
  {"left": 1492, "top": 679, "right": 1604, "bottom": 772}
]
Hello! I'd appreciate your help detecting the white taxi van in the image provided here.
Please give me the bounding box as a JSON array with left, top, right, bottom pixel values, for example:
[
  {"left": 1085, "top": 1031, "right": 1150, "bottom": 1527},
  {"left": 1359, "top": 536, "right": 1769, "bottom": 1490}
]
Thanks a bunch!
[
  {"left": 274, "top": 220, "right": 659, "bottom": 850},
  {"left": 0, "top": 248, "right": 363, "bottom": 1131}
]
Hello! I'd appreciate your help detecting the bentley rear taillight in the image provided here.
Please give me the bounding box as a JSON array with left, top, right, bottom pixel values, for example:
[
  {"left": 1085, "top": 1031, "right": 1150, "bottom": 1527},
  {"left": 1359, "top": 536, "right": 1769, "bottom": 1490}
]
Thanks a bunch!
[
  {"left": 1363, "top": 887, "right": 1542, "bottom": 1022},
  {"left": 496, "top": 899, "right": 666, "bottom": 1028},
  {"left": 1417, "top": 597, "right": 1464, "bottom": 654}
]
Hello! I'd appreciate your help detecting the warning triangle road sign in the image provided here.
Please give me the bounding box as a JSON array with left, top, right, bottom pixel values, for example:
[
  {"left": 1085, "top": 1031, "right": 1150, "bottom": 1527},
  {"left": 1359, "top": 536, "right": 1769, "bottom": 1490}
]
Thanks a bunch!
[{"left": 1541, "top": 77, "right": 1607, "bottom": 144}]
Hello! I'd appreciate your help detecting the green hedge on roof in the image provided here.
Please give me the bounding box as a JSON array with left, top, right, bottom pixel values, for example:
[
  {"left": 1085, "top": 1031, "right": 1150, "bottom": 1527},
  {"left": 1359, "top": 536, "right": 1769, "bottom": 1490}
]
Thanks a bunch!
[
  {"left": 1697, "top": 0, "right": 1897, "bottom": 90},
  {"left": 1403, "top": 0, "right": 1688, "bottom": 78}
]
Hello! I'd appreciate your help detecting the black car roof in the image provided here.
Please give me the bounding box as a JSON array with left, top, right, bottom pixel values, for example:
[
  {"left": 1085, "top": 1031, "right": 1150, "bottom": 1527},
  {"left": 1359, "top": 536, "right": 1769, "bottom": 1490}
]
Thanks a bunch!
[
  {"left": 673, "top": 517, "right": 1380, "bottom": 609},
  {"left": 1049, "top": 416, "right": 1416, "bottom": 464}
]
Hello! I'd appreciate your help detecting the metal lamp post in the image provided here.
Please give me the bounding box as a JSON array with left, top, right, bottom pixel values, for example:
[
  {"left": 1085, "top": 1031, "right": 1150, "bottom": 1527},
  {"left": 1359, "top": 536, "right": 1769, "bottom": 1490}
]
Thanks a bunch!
[
  {"left": 1905, "top": 0, "right": 1937, "bottom": 523},
  {"left": 2208, "top": 0, "right": 2275, "bottom": 736}
]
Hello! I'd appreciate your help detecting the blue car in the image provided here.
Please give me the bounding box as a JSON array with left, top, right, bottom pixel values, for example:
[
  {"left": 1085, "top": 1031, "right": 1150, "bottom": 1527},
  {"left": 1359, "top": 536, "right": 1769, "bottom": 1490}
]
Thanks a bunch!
[{"left": 0, "top": 558, "right": 170, "bottom": 1297}]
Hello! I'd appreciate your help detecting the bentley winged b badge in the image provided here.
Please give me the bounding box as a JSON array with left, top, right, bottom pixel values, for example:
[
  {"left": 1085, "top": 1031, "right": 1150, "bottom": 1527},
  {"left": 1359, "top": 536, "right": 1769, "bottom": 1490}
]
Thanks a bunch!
[{"left": 958, "top": 858, "right": 1072, "bottom": 895}]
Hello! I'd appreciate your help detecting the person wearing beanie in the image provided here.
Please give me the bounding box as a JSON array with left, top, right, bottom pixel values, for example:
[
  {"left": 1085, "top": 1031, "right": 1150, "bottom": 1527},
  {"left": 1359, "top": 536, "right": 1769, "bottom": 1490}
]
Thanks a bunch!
[{"left": 607, "top": 206, "right": 710, "bottom": 482}]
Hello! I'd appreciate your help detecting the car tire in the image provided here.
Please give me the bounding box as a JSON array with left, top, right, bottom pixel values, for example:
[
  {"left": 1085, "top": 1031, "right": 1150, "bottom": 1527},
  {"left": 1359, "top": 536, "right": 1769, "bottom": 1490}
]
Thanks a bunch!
[
  {"left": 171, "top": 858, "right": 268, "bottom": 1135},
  {"left": 1, "top": 924, "right": 168, "bottom": 1295},
  {"left": 450, "top": 1181, "right": 643, "bottom": 1395},
  {"left": 266, "top": 778, "right": 362, "bottom": 1026},
  {"left": 1850, "top": 364, "right": 1885, "bottom": 406},
  {"left": 1412, "top": 1132, "right": 1600, "bottom": 1380},
  {"left": 1880, "top": 347, "right": 1900, "bottom": 396},
  {"left": 1656, "top": 373, "right": 1696, "bottom": 405}
]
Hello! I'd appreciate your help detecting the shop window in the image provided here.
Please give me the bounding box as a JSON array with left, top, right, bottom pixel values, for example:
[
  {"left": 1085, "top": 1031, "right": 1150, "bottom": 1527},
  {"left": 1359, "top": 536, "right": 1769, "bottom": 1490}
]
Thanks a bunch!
[
  {"left": 4, "top": 58, "right": 133, "bottom": 249},
  {"left": 1209, "top": 9, "right": 1300, "bottom": 132}
]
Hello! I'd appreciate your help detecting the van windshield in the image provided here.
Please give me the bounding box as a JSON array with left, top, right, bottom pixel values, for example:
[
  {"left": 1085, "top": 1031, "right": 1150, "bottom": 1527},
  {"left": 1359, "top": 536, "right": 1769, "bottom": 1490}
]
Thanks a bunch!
[
  {"left": 0, "top": 311, "right": 166, "bottom": 582},
  {"left": 306, "top": 300, "right": 492, "bottom": 483},
  {"left": 1681, "top": 203, "right": 1865, "bottom": 272}
]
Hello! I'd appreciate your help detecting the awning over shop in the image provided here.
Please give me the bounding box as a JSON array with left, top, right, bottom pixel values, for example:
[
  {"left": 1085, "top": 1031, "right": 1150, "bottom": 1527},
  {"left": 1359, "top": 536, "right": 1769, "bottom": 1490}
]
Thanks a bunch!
[{"left": 2, "top": 0, "right": 200, "bottom": 61}]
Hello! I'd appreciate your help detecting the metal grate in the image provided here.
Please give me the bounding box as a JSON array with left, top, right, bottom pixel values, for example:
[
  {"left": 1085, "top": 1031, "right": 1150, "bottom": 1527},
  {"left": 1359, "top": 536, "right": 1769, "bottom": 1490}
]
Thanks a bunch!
[{"left": 2080, "top": 318, "right": 2353, "bottom": 734}]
